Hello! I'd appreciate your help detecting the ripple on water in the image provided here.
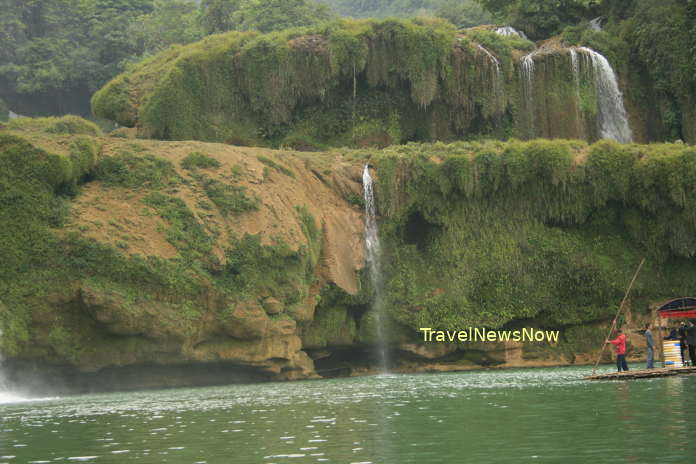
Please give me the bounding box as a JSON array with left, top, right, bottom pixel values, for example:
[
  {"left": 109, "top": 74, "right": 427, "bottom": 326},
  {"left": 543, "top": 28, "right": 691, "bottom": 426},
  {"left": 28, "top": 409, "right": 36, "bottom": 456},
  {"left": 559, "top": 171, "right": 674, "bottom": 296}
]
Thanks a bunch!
[{"left": 1, "top": 365, "right": 694, "bottom": 464}]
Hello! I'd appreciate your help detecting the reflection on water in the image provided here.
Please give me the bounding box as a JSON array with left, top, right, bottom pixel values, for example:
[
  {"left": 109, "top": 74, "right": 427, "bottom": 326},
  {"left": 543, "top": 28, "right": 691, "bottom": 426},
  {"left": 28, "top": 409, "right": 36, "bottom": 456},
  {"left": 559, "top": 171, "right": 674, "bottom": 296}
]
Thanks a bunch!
[{"left": 1, "top": 365, "right": 695, "bottom": 463}]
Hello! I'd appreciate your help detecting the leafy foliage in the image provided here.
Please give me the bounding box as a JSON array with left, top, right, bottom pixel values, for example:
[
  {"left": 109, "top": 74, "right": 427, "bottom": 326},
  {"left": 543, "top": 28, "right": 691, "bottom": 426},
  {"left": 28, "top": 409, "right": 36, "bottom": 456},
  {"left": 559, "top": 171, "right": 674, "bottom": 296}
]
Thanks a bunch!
[
  {"left": 476, "top": 0, "right": 600, "bottom": 39},
  {"left": 318, "top": 0, "right": 492, "bottom": 27}
]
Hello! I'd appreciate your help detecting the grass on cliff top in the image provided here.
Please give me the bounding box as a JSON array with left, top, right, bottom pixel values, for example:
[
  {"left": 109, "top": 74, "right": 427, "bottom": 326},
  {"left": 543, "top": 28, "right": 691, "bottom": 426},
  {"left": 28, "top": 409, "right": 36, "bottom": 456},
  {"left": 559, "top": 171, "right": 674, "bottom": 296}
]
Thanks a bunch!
[{"left": 1, "top": 115, "right": 103, "bottom": 137}]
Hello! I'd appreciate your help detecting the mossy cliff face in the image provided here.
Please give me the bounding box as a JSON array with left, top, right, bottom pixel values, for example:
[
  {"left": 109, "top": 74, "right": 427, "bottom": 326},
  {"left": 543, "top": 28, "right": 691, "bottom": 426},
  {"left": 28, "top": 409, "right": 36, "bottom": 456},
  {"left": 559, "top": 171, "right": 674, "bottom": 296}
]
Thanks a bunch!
[
  {"left": 3, "top": 126, "right": 696, "bottom": 392},
  {"left": 93, "top": 20, "right": 603, "bottom": 148},
  {"left": 0, "top": 126, "right": 370, "bottom": 392},
  {"left": 366, "top": 139, "right": 696, "bottom": 368},
  {"left": 92, "top": 18, "right": 672, "bottom": 148}
]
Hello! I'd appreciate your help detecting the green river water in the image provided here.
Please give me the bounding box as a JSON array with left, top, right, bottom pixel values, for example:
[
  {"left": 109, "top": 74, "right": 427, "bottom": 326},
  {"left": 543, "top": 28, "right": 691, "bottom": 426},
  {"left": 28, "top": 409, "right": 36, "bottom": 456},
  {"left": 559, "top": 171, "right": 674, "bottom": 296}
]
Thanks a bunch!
[{"left": 1, "top": 364, "right": 695, "bottom": 463}]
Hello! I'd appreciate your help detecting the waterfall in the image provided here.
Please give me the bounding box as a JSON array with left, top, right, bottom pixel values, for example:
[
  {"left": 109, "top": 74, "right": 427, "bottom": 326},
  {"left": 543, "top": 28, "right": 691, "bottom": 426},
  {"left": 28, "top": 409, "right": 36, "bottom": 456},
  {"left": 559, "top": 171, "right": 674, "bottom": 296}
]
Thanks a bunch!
[
  {"left": 478, "top": 45, "right": 501, "bottom": 78},
  {"left": 362, "top": 164, "right": 389, "bottom": 372},
  {"left": 495, "top": 26, "right": 528, "bottom": 40},
  {"left": 569, "top": 48, "right": 585, "bottom": 138},
  {"left": 589, "top": 17, "right": 604, "bottom": 32},
  {"left": 0, "top": 328, "right": 20, "bottom": 404},
  {"left": 478, "top": 45, "right": 503, "bottom": 108},
  {"left": 520, "top": 51, "right": 537, "bottom": 138},
  {"left": 579, "top": 47, "right": 633, "bottom": 143}
]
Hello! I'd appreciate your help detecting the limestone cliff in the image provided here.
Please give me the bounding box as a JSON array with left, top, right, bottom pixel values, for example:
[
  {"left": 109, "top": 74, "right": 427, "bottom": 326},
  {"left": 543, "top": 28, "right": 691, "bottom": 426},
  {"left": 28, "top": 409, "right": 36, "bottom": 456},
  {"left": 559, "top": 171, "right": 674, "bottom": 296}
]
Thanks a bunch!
[
  {"left": 90, "top": 19, "right": 679, "bottom": 149},
  {"left": 3, "top": 125, "right": 696, "bottom": 394}
]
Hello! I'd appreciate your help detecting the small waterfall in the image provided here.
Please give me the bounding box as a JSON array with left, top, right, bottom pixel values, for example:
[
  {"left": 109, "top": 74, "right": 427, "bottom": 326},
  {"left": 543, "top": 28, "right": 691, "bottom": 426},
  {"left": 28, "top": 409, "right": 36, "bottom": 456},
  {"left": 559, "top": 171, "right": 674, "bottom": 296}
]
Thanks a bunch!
[
  {"left": 0, "top": 328, "right": 19, "bottom": 404},
  {"left": 579, "top": 47, "right": 633, "bottom": 143},
  {"left": 569, "top": 48, "right": 585, "bottom": 138},
  {"left": 520, "top": 51, "right": 537, "bottom": 138},
  {"left": 589, "top": 17, "right": 604, "bottom": 32},
  {"left": 362, "top": 164, "right": 389, "bottom": 372},
  {"left": 478, "top": 45, "right": 503, "bottom": 108},
  {"left": 495, "top": 26, "right": 528, "bottom": 40},
  {"left": 478, "top": 45, "right": 501, "bottom": 77}
]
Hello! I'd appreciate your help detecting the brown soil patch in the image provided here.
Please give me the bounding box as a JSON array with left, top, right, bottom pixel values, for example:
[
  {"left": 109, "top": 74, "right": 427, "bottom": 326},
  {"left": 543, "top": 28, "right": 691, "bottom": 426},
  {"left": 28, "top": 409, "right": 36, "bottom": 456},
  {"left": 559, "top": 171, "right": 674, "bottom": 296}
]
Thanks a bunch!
[
  {"left": 67, "top": 184, "right": 178, "bottom": 258},
  {"left": 90, "top": 137, "right": 367, "bottom": 294}
]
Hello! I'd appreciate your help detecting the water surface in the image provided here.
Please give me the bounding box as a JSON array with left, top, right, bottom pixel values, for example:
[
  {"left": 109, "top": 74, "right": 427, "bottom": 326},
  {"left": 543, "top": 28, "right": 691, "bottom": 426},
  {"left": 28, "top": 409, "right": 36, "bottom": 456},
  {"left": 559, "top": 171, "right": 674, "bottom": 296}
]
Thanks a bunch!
[{"left": 2, "top": 365, "right": 695, "bottom": 463}]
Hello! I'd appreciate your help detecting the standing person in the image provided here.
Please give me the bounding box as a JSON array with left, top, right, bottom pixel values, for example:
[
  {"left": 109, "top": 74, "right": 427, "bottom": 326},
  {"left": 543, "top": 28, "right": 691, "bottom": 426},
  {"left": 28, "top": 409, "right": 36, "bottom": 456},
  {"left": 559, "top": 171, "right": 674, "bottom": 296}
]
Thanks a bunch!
[
  {"left": 686, "top": 321, "right": 696, "bottom": 367},
  {"left": 678, "top": 322, "right": 688, "bottom": 364},
  {"left": 607, "top": 328, "right": 629, "bottom": 372},
  {"left": 644, "top": 324, "right": 654, "bottom": 369}
]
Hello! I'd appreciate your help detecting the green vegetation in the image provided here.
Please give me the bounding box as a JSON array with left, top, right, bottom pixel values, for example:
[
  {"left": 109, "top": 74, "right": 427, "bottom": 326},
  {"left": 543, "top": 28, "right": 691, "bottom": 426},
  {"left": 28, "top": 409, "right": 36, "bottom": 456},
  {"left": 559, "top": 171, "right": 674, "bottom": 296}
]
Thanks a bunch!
[
  {"left": 317, "top": 0, "right": 492, "bottom": 28},
  {"left": 201, "top": 0, "right": 335, "bottom": 35},
  {"left": 218, "top": 207, "right": 322, "bottom": 306},
  {"left": 0, "top": 99, "right": 8, "bottom": 122},
  {"left": 257, "top": 155, "right": 296, "bottom": 178},
  {"left": 143, "top": 192, "right": 214, "bottom": 261},
  {"left": 95, "top": 150, "right": 180, "bottom": 189},
  {"left": 0, "top": 0, "right": 203, "bottom": 116},
  {"left": 0, "top": 132, "right": 209, "bottom": 357},
  {"left": 93, "top": 18, "right": 534, "bottom": 147},
  {"left": 476, "top": 0, "right": 600, "bottom": 39},
  {"left": 181, "top": 151, "right": 222, "bottom": 170},
  {"left": 374, "top": 139, "right": 696, "bottom": 332},
  {"left": 2, "top": 115, "right": 103, "bottom": 136},
  {"left": 193, "top": 173, "right": 259, "bottom": 215}
]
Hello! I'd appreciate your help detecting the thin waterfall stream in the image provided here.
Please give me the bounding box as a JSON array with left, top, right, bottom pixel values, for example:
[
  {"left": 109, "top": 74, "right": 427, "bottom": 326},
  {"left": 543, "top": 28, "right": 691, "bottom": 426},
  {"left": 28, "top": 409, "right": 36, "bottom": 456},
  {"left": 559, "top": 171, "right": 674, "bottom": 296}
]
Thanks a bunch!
[
  {"left": 362, "top": 164, "right": 389, "bottom": 372},
  {"left": 0, "top": 328, "right": 22, "bottom": 404}
]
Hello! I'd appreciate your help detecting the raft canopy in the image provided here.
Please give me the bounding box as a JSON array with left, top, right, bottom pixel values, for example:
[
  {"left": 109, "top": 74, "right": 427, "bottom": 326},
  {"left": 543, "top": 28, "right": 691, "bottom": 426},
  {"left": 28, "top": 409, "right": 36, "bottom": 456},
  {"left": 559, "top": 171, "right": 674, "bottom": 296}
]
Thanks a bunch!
[{"left": 657, "top": 298, "right": 696, "bottom": 318}]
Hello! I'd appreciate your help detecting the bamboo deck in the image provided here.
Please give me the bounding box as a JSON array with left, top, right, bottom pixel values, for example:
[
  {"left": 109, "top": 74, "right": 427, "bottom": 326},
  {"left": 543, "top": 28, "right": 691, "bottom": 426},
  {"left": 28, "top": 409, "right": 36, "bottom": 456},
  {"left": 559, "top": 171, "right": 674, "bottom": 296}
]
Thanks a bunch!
[{"left": 586, "top": 366, "right": 696, "bottom": 380}]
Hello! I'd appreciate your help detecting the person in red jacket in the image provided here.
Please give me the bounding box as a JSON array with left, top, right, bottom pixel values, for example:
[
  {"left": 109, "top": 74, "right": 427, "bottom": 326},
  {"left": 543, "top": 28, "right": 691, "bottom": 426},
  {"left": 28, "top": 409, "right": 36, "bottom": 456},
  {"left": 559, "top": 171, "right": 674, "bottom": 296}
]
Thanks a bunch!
[{"left": 607, "top": 328, "right": 629, "bottom": 372}]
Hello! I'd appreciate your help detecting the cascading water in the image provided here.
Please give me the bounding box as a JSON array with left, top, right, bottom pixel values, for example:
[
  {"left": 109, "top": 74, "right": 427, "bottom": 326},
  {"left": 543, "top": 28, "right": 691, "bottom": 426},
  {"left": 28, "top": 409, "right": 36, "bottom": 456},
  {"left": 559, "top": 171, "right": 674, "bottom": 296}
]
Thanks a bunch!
[
  {"left": 578, "top": 47, "right": 633, "bottom": 143},
  {"left": 478, "top": 45, "right": 503, "bottom": 108},
  {"left": 520, "top": 51, "right": 537, "bottom": 138},
  {"left": 0, "top": 328, "right": 22, "bottom": 404},
  {"left": 589, "top": 17, "right": 604, "bottom": 32},
  {"left": 495, "top": 26, "right": 528, "bottom": 40},
  {"left": 362, "top": 164, "right": 389, "bottom": 372},
  {"left": 569, "top": 48, "right": 585, "bottom": 138}
]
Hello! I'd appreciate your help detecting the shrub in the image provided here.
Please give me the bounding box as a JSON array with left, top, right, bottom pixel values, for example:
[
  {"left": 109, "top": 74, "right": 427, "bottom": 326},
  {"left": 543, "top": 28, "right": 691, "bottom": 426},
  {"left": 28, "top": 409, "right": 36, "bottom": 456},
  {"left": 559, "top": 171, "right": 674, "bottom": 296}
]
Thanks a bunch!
[{"left": 181, "top": 151, "right": 221, "bottom": 170}]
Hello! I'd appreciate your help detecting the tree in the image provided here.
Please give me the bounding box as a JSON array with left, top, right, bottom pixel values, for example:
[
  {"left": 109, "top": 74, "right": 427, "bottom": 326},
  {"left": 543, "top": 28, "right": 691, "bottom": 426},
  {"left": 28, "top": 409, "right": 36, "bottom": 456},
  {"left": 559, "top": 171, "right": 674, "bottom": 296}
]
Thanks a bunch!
[
  {"left": 199, "top": 0, "right": 243, "bottom": 35},
  {"left": 235, "top": 0, "right": 335, "bottom": 32},
  {"left": 0, "top": 0, "right": 203, "bottom": 116},
  {"left": 201, "top": 0, "right": 335, "bottom": 34},
  {"left": 476, "top": 0, "right": 600, "bottom": 38},
  {"left": 129, "top": 0, "right": 203, "bottom": 57}
]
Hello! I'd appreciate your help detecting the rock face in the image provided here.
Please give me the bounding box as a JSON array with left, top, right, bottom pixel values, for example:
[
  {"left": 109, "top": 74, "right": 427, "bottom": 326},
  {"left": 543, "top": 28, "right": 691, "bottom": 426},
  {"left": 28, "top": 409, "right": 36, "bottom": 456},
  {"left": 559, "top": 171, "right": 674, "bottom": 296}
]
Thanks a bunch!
[
  {"left": 0, "top": 132, "right": 368, "bottom": 393},
  {"left": 3, "top": 131, "right": 696, "bottom": 394}
]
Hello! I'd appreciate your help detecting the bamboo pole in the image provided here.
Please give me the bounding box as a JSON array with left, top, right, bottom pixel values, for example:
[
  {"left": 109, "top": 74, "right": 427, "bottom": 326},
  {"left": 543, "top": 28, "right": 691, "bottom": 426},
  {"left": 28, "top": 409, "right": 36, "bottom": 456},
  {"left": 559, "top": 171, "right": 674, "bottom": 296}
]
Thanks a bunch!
[{"left": 592, "top": 258, "right": 646, "bottom": 375}]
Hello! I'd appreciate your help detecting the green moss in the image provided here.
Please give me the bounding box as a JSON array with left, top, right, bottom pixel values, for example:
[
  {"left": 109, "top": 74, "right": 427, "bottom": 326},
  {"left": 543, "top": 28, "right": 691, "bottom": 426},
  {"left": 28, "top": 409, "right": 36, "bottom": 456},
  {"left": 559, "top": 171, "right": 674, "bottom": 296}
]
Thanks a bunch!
[
  {"left": 374, "top": 139, "right": 696, "bottom": 333},
  {"left": 192, "top": 173, "right": 258, "bottom": 215},
  {"left": 257, "top": 155, "right": 296, "bottom": 178},
  {"left": 92, "top": 19, "right": 536, "bottom": 147},
  {"left": 0, "top": 134, "right": 209, "bottom": 355},
  {"left": 94, "top": 151, "right": 180, "bottom": 189},
  {"left": 181, "top": 151, "right": 221, "bottom": 170},
  {"left": 142, "top": 192, "right": 213, "bottom": 261},
  {"left": 3, "top": 115, "right": 103, "bottom": 136}
]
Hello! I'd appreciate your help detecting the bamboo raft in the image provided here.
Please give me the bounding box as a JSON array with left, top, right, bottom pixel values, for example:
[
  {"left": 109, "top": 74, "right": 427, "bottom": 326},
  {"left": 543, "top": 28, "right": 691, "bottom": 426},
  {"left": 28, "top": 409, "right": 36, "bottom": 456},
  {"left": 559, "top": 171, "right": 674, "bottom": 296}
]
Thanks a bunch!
[{"left": 586, "top": 366, "right": 696, "bottom": 380}]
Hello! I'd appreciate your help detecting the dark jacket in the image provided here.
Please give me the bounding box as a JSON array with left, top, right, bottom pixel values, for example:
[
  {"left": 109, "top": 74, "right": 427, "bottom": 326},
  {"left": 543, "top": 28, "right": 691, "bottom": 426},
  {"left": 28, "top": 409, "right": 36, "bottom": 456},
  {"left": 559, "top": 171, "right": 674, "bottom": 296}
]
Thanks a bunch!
[{"left": 686, "top": 325, "right": 696, "bottom": 345}]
